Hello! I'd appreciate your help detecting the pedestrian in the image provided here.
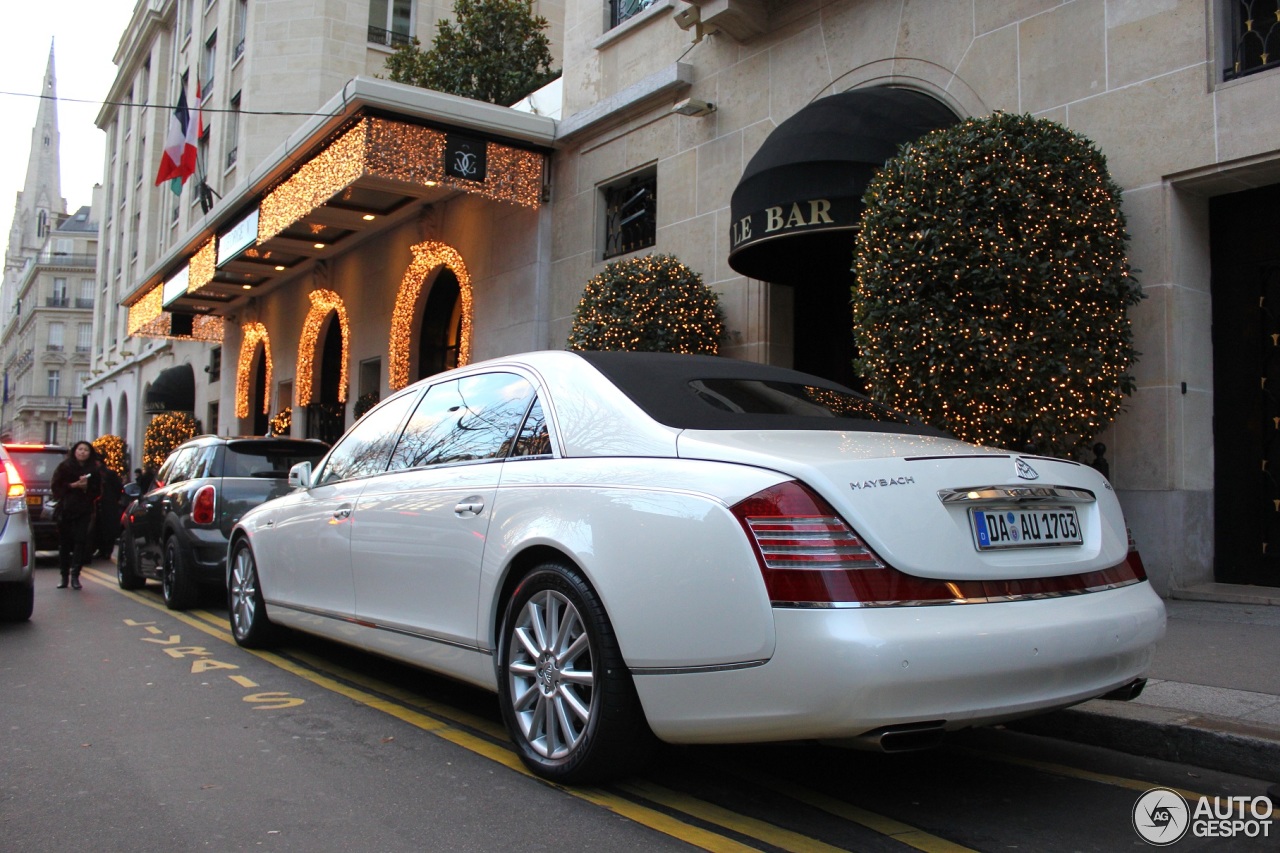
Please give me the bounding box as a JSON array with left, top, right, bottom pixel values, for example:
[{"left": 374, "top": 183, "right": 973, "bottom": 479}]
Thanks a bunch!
[
  {"left": 135, "top": 466, "right": 155, "bottom": 494},
  {"left": 50, "top": 441, "right": 101, "bottom": 590},
  {"left": 94, "top": 458, "right": 124, "bottom": 559}
]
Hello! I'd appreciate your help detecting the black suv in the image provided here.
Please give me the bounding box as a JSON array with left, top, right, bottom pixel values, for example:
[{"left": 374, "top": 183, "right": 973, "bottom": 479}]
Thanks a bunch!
[
  {"left": 2, "top": 444, "right": 69, "bottom": 552},
  {"left": 117, "top": 435, "right": 329, "bottom": 609}
]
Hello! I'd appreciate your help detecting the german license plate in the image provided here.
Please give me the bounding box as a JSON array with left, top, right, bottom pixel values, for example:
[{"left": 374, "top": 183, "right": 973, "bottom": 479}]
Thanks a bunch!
[
  {"left": 26, "top": 495, "right": 41, "bottom": 506},
  {"left": 970, "top": 506, "right": 1081, "bottom": 550}
]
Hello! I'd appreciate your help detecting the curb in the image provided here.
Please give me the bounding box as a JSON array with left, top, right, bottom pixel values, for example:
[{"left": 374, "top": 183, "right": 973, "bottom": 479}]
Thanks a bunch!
[{"left": 1007, "top": 699, "right": 1280, "bottom": 783}]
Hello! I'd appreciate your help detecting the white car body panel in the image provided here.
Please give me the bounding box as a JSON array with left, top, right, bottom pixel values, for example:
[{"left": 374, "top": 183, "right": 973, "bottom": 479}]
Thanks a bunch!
[{"left": 634, "top": 580, "right": 1166, "bottom": 743}]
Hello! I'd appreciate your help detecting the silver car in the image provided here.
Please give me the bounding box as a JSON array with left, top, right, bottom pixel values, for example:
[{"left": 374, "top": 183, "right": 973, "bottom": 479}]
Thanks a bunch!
[{"left": 0, "top": 445, "right": 35, "bottom": 621}]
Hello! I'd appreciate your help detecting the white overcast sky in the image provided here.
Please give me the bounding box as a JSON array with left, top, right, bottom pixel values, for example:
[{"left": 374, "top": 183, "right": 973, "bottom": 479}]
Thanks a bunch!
[{"left": 0, "top": 0, "right": 139, "bottom": 246}]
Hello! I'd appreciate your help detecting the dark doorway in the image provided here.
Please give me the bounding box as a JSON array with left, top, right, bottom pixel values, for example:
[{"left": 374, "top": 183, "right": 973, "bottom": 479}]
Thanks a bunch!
[
  {"left": 251, "top": 348, "right": 268, "bottom": 436},
  {"left": 306, "top": 314, "right": 347, "bottom": 445},
  {"left": 1210, "top": 182, "right": 1280, "bottom": 587},
  {"left": 416, "top": 268, "right": 462, "bottom": 381}
]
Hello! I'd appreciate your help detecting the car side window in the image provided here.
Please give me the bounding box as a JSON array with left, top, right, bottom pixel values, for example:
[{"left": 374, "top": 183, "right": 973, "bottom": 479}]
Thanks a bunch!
[
  {"left": 164, "top": 448, "right": 198, "bottom": 485},
  {"left": 192, "top": 445, "right": 219, "bottom": 479},
  {"left": 388, "top": 372, "right": 535, "bottom": 470},
  {"left": 313, "top": 390, "right": 418, "bottom": 486},
  {"left": 510, "top": 396, "right": 552, "bottom": 458}
]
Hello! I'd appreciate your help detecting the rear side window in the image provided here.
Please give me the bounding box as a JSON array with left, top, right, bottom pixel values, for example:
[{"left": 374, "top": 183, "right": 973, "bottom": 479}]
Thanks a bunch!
[
  {"left": 388, "top": 372, "right": 535, "bottom": 470},
  {"left": 222, "top": 443, "right": 329, "bottom": 478},
  {"left": 510, "top": 397, "right": 551, "bottom": 458},
  {"left": 6, "top": 450, "right": 65, "bottom": 486},
  {"left": 314, "top": 391, "right": 418, "bottom": 486},
  {"left": 164, "top": 447, "right": 200, "bottom": 485}
]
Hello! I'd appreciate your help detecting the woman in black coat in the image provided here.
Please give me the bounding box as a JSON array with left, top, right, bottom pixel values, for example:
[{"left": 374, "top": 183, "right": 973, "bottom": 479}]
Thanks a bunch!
[{"left": 50, "top": 441, "right": 101, "bottom": 590}]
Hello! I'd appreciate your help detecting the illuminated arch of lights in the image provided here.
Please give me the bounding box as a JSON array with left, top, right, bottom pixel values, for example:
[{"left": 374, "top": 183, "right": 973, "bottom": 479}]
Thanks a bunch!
[
  {"left": 296, "top": 289, "right": 350, "bottom": 407},
  {"left": 388, "top": 241, "right": 472, "bottom": 390},
  {"left": 235, "top": 322, "right": 273, "bottom": 419}
]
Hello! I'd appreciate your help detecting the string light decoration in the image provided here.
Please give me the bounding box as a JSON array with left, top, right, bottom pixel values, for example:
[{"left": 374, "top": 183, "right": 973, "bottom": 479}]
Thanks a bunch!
[
  {"left": 187, "top": 237, "right": 217, "bottom": 295},
  {"left": 268, "top": 407, "right": 292, "bottom": 436},
  {"left": 852, "top": 111, "right": 1143, "bottom": 458},
  {"left": 235, "top": 322, "right": 273, "bottom": 419},
  {"left": 389, "top": 241, "right": 473, "bottom": 390},
  {"left": 142, "top": 412, "right": 199, "bottom": 470},
  {"left": 127, "top": 285, "right": 164, "bottom": 336},
  {"left": 567, "top": 254, "right": 725, "bottom": 354},
  {"left": 296, "top": 289, "right": 351, "bottom": 406},
  {"left": 127, "top": 281, "right": 223, "bottom": 342},
  {"left": 92, "top": 434, "right": 127, "bottom": 478},
  {"left": 259, "top": 117, "right": 543, "bottom": 243}
]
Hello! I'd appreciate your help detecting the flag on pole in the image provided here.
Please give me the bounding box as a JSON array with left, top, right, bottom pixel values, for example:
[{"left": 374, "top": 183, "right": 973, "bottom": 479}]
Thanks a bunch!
[
  {"left": 65, "top": 399, "right": 73, "bottom": 425},
  {"left": 155, "top": 84, "right": 201, "bottom": 194}
]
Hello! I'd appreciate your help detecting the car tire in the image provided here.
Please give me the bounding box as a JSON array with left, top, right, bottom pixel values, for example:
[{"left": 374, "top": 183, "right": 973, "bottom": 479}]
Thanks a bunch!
[
  {"left": 228, "top": 540, "right": 275, "bottom": 648},
  {"left": 0, "top": 583, "right": 34, "bottom": 622},
  {"left": 497, "top": 561, "right": 654, "bottom": 784},
  {"left": 161, "top": 535, "right": 198, "bottom": 610},
  {"left": 116, "top": 534, "right": 146, "bottom": 590}
]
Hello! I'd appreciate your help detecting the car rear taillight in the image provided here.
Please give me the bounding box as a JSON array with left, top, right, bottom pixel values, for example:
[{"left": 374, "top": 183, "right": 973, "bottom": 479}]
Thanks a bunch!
[
  {"left": 4, "top": 459, "right": 26, "bottom": 514},
  {"left": 732, "top": 480, "right": 1147, "bottom": 606},
  {"left": 192, "top": 484, "right": 216, "bottom": 525}
]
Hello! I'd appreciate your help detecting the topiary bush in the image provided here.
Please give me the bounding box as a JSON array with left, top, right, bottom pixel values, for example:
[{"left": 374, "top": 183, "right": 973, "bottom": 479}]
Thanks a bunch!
[
  {"left": 92, "top": 434, "right": 128, "bottom": 478},
  {"left": 143, "top": 412, "right": 200, "bottom": 471},
  {"left": 853, "top": 111, "right": 1142, "bottom": 458},
  {"left": 567, "top": 254, "right": 726, "bottom": 354},
  {"left": 268, "top": 407, "right": 292, "bottom": 437}
]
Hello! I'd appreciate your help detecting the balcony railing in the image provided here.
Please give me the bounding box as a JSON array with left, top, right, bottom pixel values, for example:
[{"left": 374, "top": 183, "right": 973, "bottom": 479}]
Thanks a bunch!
[
  {"left": 75, "top": 297, "right": 94, "bottom": 309},
  {"left": 34, "top": 252, "right": 96, "bottom": 268},
  {"left": 45, "top": 296, "right": 70, "bottom": 308},
  {"left": 367, "top": 25, "right": 413, "bottom": 48},
  {"left": 45, "top": 344, "right": 64, "bottom": 352}
]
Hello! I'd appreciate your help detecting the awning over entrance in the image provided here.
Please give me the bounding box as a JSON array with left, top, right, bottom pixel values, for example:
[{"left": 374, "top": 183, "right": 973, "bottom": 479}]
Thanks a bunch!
[
  {"left": 728, "top": 88, "right": 958, "bottom": 284},
  {"left": 144, "top": 364, "right": 195, "bottom": 414}
]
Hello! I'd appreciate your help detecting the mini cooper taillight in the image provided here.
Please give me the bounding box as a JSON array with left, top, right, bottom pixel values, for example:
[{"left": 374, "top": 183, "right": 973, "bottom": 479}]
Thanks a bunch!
[
  {"left": 731, "top": 480, "right": 1146, "bottom": 606},
  {"left": 192, "top": 484, "right": 216, "bottom": 525}
]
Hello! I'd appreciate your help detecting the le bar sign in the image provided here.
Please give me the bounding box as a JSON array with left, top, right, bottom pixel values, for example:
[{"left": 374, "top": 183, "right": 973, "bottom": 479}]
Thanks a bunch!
[
  {"left": 445, "top": 134, "right": 487, "bottom": 183},
  {"left": 729, "top": 196, "right": 856, "bottom": 251}
]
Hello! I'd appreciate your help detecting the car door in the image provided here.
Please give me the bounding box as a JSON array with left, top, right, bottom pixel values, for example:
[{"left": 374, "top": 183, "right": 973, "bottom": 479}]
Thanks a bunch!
[
  {"left": 255, "top": 390, "right": 418, "bottom": 616},
  {"left": 351, "top": 372, "right": 537, "bottom": 652},
  {"left": 132, "top": 445, "right": 199, "bottom": 575}
]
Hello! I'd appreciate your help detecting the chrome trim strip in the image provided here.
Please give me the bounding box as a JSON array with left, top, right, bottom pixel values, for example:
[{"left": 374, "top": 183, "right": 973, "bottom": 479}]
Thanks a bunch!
[
  {"left": 772, "top": 577, "right": 1142, "bottom": 608},
  {"left": 268, "top": 601, "right": 492, "bottom": 656},
  {"left": 631, "top": 659, "right": 769, "bottom": 676},
  {"left": 936, "top": 484, "right": 1095, "bottom": 504}
]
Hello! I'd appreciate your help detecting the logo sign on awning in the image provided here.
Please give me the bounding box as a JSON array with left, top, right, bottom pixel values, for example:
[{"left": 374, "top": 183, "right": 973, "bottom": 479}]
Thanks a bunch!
[
  {"left": 445, "top": 134, "right": 487, "bottom": 183},
  {"left": 218, "top": 208, "right": 260, "bottom": 265},
  {"left": 161, "top": 266, "right": 190, "bottom": 308}
]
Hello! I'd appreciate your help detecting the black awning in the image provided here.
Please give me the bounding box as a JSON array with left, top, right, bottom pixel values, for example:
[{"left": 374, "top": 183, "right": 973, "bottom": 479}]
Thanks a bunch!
[
  {"left": 728, "top": 88, "right": 958, "bottom": 284},
  {"left": 144, "top": 363, "right": 196, "bottom": 414}
]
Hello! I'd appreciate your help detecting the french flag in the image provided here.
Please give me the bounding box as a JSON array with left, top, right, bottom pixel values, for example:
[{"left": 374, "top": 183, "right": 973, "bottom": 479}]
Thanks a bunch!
[{"left": 155, "top": 83, "right": 202, "bottom": 194}]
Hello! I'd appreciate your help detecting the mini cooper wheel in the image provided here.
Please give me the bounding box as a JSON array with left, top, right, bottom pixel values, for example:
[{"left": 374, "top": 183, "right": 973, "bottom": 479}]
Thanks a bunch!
[
  {"left": 116, "top": 535, "right": 145, "bottom": 590},
  {"left": 497, "top": 561, "right": 653, "bottom": 784},
  {"left": 228, "top": 540, "right": 275, "bottom": 648},
  {"left": 161, "top": 536, "right": 198, "bottom": 610}
]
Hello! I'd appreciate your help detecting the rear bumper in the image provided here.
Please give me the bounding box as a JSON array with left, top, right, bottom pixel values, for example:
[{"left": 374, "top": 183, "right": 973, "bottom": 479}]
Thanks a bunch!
[
  {"left": 183, "top": 528, "right": 232, "bottom": 585},
  {"left": 0, "top": 537, "right": 35, "bottom": 586},
  {"left": 632, "top": 581, "right": 1166, "bottom": 744}
]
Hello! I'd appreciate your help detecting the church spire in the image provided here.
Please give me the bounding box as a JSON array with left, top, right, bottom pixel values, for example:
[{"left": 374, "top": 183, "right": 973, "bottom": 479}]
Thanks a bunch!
[{"left": 10, "top": 40, "right": 66, "bottom": 259}]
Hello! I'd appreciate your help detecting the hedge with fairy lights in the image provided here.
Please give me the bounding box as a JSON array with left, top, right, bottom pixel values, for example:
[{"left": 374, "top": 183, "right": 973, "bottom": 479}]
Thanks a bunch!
[
  {"left": 142, "top": 412, "right": 199, "bottom": 471},
  {"left": 852, "top": 111, "right": 1143, "bottom": 458},
  {"left": 567, "top": 254, "right": 726, "bottom": 354},
  {"left": 268, "top": 407, "right": 292, "bottom": 437},
  {"left": 92, "top": 434, "right": 127, "bottom": 478}
]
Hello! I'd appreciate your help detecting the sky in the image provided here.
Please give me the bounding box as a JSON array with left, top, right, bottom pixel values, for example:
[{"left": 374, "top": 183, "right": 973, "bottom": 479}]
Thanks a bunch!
[{"left": 0, "top": 0, "right": 139, "bottom": 246}]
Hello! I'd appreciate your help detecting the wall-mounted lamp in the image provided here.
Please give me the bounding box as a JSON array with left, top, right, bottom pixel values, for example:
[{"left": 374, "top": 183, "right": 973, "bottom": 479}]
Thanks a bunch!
[{"left": 672, "top": 98, "right": 716, "bottom": 117}]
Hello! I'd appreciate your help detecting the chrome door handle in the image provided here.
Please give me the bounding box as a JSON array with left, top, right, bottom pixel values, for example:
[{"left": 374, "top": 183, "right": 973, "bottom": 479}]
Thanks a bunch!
[
  {"left": 333, "top": 507, "right": 351, "bottom": 519},
  {"left": 454, "top": 499, "right": 484, "bottom": 516}
]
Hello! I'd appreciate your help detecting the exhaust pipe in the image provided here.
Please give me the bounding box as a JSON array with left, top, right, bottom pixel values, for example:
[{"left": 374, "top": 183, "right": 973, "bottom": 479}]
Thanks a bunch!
[
  {"left": 1100, "top": 677, "right": 1147, "bottom": 702},
  {"left": 856, "top": 721, "right": 947, "bottom": 752}
]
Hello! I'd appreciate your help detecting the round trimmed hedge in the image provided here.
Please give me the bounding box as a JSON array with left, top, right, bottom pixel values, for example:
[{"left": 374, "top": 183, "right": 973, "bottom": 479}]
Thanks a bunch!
[
  {"left": 567, "top": 254, "right": 725, "bottom": 354},
  {"left": 853, "top": 111, "right": 1142, "bottom": 457}
]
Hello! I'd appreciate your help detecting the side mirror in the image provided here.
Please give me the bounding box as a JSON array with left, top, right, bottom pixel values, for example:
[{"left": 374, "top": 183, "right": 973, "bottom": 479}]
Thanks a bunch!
[
  {"left": 123, "top": 483, "right": 141, "bottom": 498},
  {"left": 288, "top": 461, "right": 313, "bottom": 490}
]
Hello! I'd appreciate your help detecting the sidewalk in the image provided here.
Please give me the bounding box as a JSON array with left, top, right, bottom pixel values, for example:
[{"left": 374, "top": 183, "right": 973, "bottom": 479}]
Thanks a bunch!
[{"left": 1008, "top": 589, "right": 1280, "bottom": 785}]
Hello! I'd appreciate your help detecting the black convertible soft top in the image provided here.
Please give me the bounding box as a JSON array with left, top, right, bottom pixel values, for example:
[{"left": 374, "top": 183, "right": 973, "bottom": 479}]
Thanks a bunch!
[{"left": 575, "top": 351, "right": 945, "bottom": 435}]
